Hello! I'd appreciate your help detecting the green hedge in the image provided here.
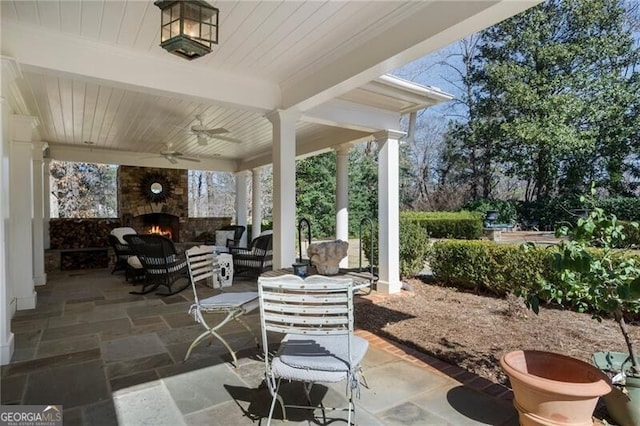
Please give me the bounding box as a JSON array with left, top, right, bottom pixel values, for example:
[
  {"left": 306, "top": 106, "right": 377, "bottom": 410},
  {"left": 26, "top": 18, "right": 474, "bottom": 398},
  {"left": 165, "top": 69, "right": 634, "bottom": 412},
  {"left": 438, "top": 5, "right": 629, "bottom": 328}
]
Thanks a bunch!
[
  {"left": 401, "top": 211, "right": 483, "bottom": 239},
  {"left": 361, "top": 217, "right": 430, "bottom": 278},
  {"left": 462, "top": 196, "right": 639, "bottom": 230},
  {"left": 620, "top": 221, "right": 640, "bottom": 248},
  {"left": 429, "top": 240, "right": 640, "bottom": 298},
  {"left": 429, "top": 240, "right": 557, "bottom": 296},
  {"left": 596, "top": 197, "right": 640, "bottom": 222}
]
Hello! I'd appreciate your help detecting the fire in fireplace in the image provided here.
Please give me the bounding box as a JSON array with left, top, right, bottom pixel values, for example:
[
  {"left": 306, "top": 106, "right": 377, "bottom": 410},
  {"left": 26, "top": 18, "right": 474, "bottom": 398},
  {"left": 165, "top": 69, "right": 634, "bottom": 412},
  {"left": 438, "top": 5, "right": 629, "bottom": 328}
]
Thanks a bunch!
[
  {"left": 139, "top": 213, "right": 180, "bottom": 242},
  {"left": 147, "top": 225, "right": 172, "bottom": 240}
]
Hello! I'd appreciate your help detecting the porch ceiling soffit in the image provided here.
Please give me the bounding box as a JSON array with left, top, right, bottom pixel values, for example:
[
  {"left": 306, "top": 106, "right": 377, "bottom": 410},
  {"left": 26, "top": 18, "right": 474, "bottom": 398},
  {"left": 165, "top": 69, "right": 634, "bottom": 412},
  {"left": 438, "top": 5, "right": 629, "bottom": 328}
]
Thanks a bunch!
[
  {"left": 47, "top": 143, "right": 237, "bottom": 173},
  {"left": 280, "top": 0, "right": 541, "bottom": 112},
  {"left": 237, "top": 128, "right": 369, "bottom": 171},
  {"left": 1, "top": 21, "right": 280, "bottom": 113},
  {"left": 302, "top": 99, "right": 401, "bottom": 133}
]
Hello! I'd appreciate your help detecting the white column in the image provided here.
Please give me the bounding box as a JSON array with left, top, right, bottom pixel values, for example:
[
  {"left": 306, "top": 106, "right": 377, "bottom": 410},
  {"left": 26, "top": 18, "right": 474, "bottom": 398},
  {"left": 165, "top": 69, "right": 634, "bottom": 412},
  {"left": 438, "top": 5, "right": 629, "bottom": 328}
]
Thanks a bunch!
[
  {"left": 9, "top": 115, "right": 37, "bottom": 310},
  {"left": 266, "top": 109, "right": 299, "bottom": 269},
  {"left": 43, "top": 157, "right": 51, "bottom": 249},
  {"left": 234, "top": 170, "right": 249, "bottom": 247},
  {"left": 376, "top": 130, "right": 405, "bottom": 294},
  {"left": 251, "top": 167, "right": 262, "bottom": 240},
  {"left": 0, "top": 58, "right": 20, "bottom": 364},
  {"left": 32, "top": 141, "right": 48, "bottom": 286},
  {"left": 335, "top": 145, "right": 350, "bottom": 268}
]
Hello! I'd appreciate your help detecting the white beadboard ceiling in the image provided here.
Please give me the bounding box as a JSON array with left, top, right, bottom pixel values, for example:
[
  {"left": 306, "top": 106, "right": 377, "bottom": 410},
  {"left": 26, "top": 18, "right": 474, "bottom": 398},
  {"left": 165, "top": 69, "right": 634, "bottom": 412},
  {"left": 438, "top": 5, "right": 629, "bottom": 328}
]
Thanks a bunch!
[{"left": 1, "top": 0, "right": 540, "bottom": 171}]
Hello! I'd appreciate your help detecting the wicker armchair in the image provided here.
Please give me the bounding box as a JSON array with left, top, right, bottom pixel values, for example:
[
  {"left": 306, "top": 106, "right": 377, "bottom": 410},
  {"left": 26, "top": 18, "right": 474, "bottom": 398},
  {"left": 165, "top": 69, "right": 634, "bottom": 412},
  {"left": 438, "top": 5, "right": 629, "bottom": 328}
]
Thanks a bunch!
[
  {"left": 107, "top": 235, "right": 133, "bottom": 276},
  {"left": 230, "top": 233, "right": 273, "bottom": 276},
  {"left": 123, "top": 234, "right": 189, "bottom": 296}
]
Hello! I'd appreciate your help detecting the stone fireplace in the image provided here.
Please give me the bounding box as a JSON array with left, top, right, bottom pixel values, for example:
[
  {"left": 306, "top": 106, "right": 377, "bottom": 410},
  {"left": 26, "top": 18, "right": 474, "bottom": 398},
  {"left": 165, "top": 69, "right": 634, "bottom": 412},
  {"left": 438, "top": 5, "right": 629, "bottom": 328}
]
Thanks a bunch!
[
  {"left": 45, "top": 166, "right": 232, "bottom": 272},
  {"left": 117, "top": 166, "right": 230, "bottom": 242}
]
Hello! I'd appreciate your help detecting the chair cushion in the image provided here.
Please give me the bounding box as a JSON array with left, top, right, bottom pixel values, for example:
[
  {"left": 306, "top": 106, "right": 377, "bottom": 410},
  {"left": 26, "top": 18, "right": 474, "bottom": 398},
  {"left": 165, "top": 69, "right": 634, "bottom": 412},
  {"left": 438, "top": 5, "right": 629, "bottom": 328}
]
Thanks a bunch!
[
  {"left": 279, "top": 334, "right": 368, "bottom": 370},
  {"left": 215, "top": 230, "right": 236, "bottom": 247},
  {"left": 111, "top": 227, "right": 137, "bottom": 244},
  {"left": 127, "top": 255, "right": 143, "bottom": 269}
]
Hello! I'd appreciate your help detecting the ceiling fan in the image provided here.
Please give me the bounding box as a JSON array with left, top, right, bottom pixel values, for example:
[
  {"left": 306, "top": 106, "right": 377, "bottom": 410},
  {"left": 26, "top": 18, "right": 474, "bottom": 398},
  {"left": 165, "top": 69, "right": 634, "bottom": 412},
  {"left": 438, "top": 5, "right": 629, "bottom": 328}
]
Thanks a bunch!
[
  {"left": 156, "top": 143, "right": 200, "bottom": 164},
  {"left": 191, "top": 114, "right": 243, "bottom": 146}
]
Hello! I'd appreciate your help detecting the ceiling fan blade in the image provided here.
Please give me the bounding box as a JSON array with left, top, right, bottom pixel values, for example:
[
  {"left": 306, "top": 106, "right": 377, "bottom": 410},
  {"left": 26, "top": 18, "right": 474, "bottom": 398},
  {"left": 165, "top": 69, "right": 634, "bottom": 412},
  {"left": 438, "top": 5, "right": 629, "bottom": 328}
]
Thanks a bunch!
[
  {"left": 211, "top": 134, "right": 243, "bottom": 144},
  {"left": 179, "top": 157, "right": 201, "bottom": 163},
  {"left": 204, "top": 128, "right": 229, "bottom": 136},
  {"left": 166, "top": 156, "right": 178, "bottom": 164}
]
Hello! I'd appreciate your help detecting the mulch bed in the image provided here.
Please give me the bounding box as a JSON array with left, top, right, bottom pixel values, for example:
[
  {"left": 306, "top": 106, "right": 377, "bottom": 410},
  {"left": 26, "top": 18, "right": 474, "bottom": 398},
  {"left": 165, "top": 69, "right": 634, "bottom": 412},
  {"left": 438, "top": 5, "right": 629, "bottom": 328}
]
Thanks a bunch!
[{"left": 355, "top": 277, "right": 640, "bottom": 386}]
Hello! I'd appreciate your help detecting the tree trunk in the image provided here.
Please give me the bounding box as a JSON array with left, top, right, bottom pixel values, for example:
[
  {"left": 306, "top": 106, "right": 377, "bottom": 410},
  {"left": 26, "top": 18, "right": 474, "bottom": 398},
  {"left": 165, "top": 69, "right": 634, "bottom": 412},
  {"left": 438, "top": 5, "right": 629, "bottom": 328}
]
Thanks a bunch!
[{"left": 614, "top": 310, "right": 640, "bottom": 376}]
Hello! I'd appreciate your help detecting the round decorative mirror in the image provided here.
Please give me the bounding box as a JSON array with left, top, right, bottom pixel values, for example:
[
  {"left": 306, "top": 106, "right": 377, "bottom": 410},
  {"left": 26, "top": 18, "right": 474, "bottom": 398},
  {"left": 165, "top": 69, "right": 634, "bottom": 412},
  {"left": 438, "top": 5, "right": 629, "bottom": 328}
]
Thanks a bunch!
[{"left": 141, "top": 172, "right": 171, "bottom": 203}]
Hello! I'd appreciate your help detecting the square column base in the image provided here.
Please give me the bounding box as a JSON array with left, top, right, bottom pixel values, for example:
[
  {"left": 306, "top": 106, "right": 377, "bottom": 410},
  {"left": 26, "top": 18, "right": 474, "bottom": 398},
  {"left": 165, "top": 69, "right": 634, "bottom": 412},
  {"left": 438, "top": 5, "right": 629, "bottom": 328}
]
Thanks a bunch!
[
  {"left": 34, "top": 273, "right": 47, "bottom": 286},
  {"left": 376, "top": 280, "right": 402, "bottom": 295},
  {"left": 17, "top": 292, "right": 37, "bottom": 310},
  {"left": 0, "top": 333, "right": 15, "bottom": 365}
]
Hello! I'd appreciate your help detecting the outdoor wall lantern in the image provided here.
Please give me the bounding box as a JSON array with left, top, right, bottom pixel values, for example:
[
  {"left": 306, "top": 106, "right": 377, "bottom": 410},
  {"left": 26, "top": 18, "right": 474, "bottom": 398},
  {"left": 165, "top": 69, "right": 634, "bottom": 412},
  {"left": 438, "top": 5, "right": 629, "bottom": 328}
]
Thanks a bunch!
[{"left": 154, "top": 0, "right": 219, "bottom": 60}]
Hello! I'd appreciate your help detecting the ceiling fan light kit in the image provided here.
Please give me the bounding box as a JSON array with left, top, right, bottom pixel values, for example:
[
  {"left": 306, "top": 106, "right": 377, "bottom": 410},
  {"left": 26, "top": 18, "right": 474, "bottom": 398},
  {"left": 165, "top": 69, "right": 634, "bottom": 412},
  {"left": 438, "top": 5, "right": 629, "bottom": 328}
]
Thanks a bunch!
[{"left": 155, "top": 0, "right": 219, "bottom": 60}]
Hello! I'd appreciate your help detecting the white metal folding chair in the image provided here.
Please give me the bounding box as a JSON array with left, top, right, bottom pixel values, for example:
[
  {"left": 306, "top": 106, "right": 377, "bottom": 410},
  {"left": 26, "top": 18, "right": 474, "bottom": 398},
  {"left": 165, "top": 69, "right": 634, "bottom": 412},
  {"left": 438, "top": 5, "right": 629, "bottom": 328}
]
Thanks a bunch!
[
  {"left": 257, "top": 274, "right": 369, "bottom": 425},
  {"left": 185, "top": 245, "right": 259, "bottom": 367}
]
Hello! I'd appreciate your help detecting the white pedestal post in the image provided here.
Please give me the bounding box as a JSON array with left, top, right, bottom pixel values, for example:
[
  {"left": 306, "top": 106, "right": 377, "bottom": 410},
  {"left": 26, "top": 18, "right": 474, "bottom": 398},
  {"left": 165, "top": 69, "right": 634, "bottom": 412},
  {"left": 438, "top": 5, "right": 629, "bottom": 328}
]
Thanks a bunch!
[
  {"left": 43, "top": 157, "right": 51, "bottom": 250},
  {"left": 9, "top": 115, "right": 38, "bottom": 310},
  {"left": 0, "top": 57, "right": 19, "bottom": 364},
  {"left": 32, "top": 141, "right": 48, "bottom": 286},
  {"left": 267, "top": 110, "right": 299, "bottom": 269},
  {"left": 235, "top": 171, "right": 249, "bottom": 247},
  {"left": 251, "top": 167, "right": 263, "bottom": 240},
  {"left": 335, "top": 145, "right": 350, "bottom": 268},
  {"left": 376, "top": 130, "right": 405, "bottom": 294}
]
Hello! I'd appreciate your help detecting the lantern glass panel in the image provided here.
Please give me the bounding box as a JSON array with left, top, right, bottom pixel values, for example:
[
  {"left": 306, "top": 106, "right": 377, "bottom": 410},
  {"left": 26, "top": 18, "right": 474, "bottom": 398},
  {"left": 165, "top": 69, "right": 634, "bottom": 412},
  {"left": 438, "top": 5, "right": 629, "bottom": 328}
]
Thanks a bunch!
[
  {"left": 183, "top": 3, "right": 200, "bottom": 22},
  {"left": 171, "top": 2, "right": 180, "bottom": 20},
  {"left": 183, "top": 19, "right": 199, "bottom": 39},
  {"left": 161, "top": 25, "right": 171, "bottom": 42},
  {"left": 201, "top": 24, "right": 211, "bottom": 43},
  {"left": 170, "top": 20, "right": 180, "bottom": 39},
  {"left": 162, "top": 8, "right": 171, "bottom": 26}
]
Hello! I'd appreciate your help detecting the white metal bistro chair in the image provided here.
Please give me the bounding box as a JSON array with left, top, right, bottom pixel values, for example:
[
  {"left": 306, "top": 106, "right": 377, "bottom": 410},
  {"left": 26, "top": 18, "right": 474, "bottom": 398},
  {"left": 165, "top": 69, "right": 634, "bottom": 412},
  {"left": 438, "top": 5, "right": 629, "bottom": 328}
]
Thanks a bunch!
[
  {"left": 257, "top": 274, "right": 369, "bottom": 425},
  {"left": 185, "top": 245, "right": 260, "bottom": 367}
]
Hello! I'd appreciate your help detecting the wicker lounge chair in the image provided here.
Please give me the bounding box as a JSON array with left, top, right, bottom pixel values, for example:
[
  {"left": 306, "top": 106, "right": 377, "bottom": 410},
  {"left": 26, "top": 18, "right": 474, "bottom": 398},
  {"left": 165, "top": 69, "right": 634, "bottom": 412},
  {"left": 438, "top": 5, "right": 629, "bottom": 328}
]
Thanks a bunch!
[
  {"left": 123, "top": 234, "right": 189, "bottom": 296},
  {"left": 230, "top": 233, "right": 273, "bottom": 276}
]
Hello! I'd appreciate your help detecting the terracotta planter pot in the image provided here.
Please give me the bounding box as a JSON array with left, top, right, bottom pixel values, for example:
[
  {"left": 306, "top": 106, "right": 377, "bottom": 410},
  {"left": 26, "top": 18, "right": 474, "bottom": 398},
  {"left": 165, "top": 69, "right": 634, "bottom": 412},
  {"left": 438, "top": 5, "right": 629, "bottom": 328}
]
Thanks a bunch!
[{"left": 501, "top": 350, "right": 612, "bottom": 426}]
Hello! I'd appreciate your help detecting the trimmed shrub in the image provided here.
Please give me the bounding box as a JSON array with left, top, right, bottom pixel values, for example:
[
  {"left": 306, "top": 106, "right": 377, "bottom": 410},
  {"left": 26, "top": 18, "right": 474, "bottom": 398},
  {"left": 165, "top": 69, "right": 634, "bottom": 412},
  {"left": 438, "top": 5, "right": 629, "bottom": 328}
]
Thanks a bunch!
[
  {"left": 619, "top": 221, "right": 640, "bottom": 248},
  {"left": 429, "top": 240, "right": 640, "bottom": 300},
  {"left": 429, "top": 240, "right": 557, "bottom": 296},
  {"left": 361, "top": 216, "right": 430, "bottom": 278},
  {"left": 596, "top": 197, "right": 640, "bottom": 221},
  {"left": 399, "top": 220, "right": 430, "bottom": 277},
  {"left": 401, "top": 211, "right": 483, "bottom": 239}
]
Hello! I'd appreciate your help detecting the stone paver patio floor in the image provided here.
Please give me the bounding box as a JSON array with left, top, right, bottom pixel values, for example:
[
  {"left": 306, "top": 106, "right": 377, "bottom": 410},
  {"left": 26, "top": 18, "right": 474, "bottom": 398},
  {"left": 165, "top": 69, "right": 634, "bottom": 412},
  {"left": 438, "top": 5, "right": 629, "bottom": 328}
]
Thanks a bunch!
[{"left": 1, "top": 268, "right": 517, "bottom": 425}]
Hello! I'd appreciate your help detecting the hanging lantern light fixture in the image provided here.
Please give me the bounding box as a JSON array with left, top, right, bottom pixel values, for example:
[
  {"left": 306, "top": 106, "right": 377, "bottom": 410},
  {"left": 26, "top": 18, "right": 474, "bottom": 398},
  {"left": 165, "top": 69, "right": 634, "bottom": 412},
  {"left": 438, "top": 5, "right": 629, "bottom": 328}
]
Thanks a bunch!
[{"left": 154, "top": 1, "right": 219, "bottom": 60}]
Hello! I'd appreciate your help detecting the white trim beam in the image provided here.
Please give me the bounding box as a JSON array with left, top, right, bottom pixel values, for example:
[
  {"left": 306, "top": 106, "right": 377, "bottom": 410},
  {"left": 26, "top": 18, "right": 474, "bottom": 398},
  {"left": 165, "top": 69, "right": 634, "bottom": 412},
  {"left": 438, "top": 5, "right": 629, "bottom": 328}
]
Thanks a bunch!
[
  {"left": 238, "top": 128, "right": 369, "bottom": 171},
  {"left": 303, "top": 99, "right": 400, "bottom": 133},
  {"left": 47, "top": 144, "right": 237, "bottom": 172}
]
